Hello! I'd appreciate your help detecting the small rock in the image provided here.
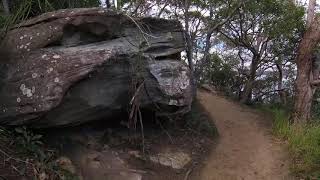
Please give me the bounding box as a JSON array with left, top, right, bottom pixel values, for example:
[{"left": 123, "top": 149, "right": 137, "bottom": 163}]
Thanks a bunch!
[
  {"left": 119, "top": 171, "right": 142, "bottom": 180},
  {"left": 56, "top": 156, "right": 77, "bottom": 174},
  {"left": 38, "top": 172, "right": 48, "bottom": 180},
  {"left": 149, "top": 151, "right": 192, "bottom": 169},
  {"left": 128, "top": 150, "right": 141, "bottom": 158},
  {"left": 53, "top": 54, "right": 61, "bottom": 59}
]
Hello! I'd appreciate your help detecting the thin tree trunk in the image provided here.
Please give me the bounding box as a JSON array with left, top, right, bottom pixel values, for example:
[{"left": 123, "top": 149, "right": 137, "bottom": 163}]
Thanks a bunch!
[
  {"left": 276, "top": 62, "right": 286, "bottom": 104},
  {"left": 131, "top": 2, "right": 141, "bottom": 16},
  {"left": 105, "top": 0, "right": 111, "bottom": 8},
  {"left": 114, "top": 0, "right": 118, "bottom": 9},
  {"left": 183, "top": 0, "right": 196, "bottom": 97},
  {"left": 2, "top": 0, "right": 10, "bottom": 15},
  {"left": 195, "top": 6, "right": 214, "bottom": 81},
  {"left": 195, "top": 4, "right": 240, "bottom": 81},
  {"left": 184, "top": 0, "right": 193, "bottom": 72},
  {"left": 157, "top": 3, "right": 168, "bottom": 18},
  {"left": 240, "top": 76, "right": 254, "bottom": 104},
  {"left": 240, "top": 55, "right": 259, "bottom": 104}
]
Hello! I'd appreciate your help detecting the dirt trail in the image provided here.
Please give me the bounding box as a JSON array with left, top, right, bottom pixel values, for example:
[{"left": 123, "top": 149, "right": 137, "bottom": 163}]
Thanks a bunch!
[{"left": 194, "top": 90, "right": 293, "bottom": 180}]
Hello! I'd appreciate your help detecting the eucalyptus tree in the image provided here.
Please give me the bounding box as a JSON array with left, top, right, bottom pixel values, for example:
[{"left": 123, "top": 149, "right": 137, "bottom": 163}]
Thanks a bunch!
[
  {"left": 194, "top": 0, "right": 242, "bottom": 81},
  {"left": 292, "top": 0, "right": 320, "bottom": 123},
  {"left": 119, "top": 0, "right": 223, "bottom": 95},
  {"left": 218, "top": 0, "right": 304, "bottom": 103},
  {"left": 120, "top": 0, "right": 239, "bottom": 73}
]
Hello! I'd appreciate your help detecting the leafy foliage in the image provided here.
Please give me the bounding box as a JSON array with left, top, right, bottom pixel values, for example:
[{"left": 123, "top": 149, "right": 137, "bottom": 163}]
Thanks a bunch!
[
  {"left": 199, "top": 53, "right": 240, "bottom": 96},
  {"left": 0, "top": 126, "right": 77, "bottom": 179},
  {"left": 13, "top": 126, "right": 79, "bottom": 179},
  {"left": 15, "top": 126, "right": 43, "bottom": 154},
  {"left": 217, "top": 0, "right": 304, "bottom": 103}
]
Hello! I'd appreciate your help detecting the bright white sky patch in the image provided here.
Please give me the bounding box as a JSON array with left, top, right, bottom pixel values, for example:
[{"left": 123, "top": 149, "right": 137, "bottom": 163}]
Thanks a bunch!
[{"left": 99, "top": 0, "right": 106, "bottom": 7}]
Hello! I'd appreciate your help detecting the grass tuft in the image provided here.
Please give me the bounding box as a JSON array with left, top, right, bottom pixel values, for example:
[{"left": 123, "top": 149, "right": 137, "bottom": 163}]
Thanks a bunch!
[
  {"left": 266, "top": 107, "right": 320, "bottom": 178},
  {"left": 271, "top": 109, "right": 291, "bottom": 138},
  {"left": 288, "top": 123, "right": 320, "bottom": 177}
]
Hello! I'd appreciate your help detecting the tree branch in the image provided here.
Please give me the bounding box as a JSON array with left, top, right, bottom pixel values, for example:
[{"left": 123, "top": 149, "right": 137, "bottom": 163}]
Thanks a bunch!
[
  {"left": 307, "top": 0, "right": 316, "bottom": 28},
  {"left": 208, "top": 2, "right": 242, "bottom": 32}
]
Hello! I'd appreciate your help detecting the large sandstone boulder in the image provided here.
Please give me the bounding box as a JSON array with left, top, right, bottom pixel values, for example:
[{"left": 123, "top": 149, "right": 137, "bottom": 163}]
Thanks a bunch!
[{"left": 0, "top": 8, "right": 193, "bottom": 127}]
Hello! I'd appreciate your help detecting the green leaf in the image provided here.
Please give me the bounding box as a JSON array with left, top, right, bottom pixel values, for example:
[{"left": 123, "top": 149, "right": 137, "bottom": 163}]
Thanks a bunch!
[
  {"left": 15, "top": 127, "right": 24, "bottom": 134},
  {"left": 32, "top": 134, "right": 43, "bottom": 140}
]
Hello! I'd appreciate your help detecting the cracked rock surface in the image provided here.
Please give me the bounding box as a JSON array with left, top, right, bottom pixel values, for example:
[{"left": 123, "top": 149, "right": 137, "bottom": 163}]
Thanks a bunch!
[{"left": 0, "top": 8, "right": 193, "bottom": 127}]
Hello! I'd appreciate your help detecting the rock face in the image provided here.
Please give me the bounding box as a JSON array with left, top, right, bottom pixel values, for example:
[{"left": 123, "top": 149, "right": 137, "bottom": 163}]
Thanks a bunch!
[{"left": 0, "top": 8, "right": 193, "bottom": 127}]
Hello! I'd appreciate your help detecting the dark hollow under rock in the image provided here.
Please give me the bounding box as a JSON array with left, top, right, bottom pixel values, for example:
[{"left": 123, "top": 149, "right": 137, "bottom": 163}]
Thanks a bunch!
[{"left": 0, "top": 8, "right": 193, "bottom": 127}]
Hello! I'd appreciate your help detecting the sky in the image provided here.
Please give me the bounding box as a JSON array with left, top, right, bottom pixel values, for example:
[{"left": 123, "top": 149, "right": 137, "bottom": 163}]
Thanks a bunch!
[
  {"left": 99, "top": 0, "right": 106, "bottom": 7},
  {"left": 99, "top": 0, "right": 118, "bottom": 8}
]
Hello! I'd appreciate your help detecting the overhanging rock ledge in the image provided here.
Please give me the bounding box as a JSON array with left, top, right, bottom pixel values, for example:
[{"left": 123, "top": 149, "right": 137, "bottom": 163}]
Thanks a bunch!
[{"left": 0, "top": 8, "right": 193, "bottom": 127}]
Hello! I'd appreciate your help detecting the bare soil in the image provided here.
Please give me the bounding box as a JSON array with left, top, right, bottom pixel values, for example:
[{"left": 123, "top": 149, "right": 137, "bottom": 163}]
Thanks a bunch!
[
  {"left": 191, "top": 90, "right": 293, "bottom": 180},
  {"left": 25, "top": 89, "right": 293, "bottom": 180},
  {"left": 43, "top": 99, "right": 215, "bottom": 180}
]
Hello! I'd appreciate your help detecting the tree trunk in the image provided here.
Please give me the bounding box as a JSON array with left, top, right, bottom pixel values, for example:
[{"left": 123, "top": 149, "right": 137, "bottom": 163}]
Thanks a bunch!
[
  {"left": 293, "top": 60, "right": 314, "bottom": 123},
  {"left": 292, "top": 16, "right": 320, "bottom": 123},
  {"left": 240, "top": 76, "right": 254, "bottom": 104},
  {"left": 240, "top": 55, "right": 259, "bottom": 104},
  {"left": 195, "top": 4, "right": 239, "bottom": 81},
  {"left": 2, "top": 0, "right": 10, "bottom": 15},
  {"left": 276, "top": 62, "right": 286, "bottom": 104},
  {"left": 183, "top": 0, "right": 193, "bottom": 73},
  {"left": 307, "top": 0, "right": 316, "bottom": 28},
  {"left": 105, "top": 0, "right": 111, "bottom": 8},
  {"left": 114, "top": 0, "right": 118, "bottom": 9},
  {"left": 195, "top": 7, "right": 214, "bottom": 81},
  {"left": 184, "top": 0, "right": 196, "bottom": 97}
]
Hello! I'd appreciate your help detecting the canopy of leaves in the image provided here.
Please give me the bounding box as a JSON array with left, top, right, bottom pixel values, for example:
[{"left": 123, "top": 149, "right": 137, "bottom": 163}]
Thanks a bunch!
[
  {"left": 219, "top": 0, "right": 304, "bottom": 50},
  {"left": 200, "top": 54, "right": 240, "bottom": 94}
]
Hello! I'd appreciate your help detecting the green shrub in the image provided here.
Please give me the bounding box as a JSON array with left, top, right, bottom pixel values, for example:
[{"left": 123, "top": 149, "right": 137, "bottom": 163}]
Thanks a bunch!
[{"left": 0, "top": 126, "right": 77, "bottom": 179}]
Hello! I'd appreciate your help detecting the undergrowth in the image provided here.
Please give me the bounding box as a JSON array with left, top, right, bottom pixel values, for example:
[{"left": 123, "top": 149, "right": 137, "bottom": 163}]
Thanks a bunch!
[
  {"left": 264, "top": 107, "right": 320, "bottom": 179},
  {"left": 0, "top": 126, "right": 76, "bottom": 179}
]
